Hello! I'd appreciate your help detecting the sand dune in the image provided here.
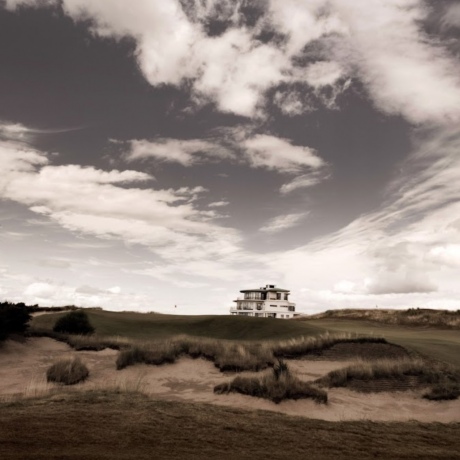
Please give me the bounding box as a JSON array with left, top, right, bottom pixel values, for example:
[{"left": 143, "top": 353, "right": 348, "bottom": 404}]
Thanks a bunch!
[{"left": 1, "top": 337, "right": 459, "bottom": 422}]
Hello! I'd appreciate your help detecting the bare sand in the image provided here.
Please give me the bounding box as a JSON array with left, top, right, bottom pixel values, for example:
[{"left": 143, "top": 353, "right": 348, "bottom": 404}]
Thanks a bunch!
[{"left": 1, "top": 337, "right": 459, "bottom": 422}]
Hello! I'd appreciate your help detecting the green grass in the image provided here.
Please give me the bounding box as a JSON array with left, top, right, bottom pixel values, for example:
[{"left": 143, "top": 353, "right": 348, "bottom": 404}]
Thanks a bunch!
[
  {"left": 31, "top": 309, "right": 322, "bottom": 341},
  {"left": 0, "top": 391, "right": 459, "bottom": 460},
  {"left": 303, "top": 318, "right": 460, "bottom": 367}
]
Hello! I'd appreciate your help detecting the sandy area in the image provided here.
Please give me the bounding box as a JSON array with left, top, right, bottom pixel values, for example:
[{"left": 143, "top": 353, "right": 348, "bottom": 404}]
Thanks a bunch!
[{"left": 1, "top": 337, "right": 459, "bottom": 422}]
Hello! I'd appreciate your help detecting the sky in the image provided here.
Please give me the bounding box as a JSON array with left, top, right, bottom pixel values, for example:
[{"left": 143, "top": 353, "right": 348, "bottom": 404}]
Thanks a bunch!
[{"left": 1, "top": 0, "right": 460, "bottom": 315}]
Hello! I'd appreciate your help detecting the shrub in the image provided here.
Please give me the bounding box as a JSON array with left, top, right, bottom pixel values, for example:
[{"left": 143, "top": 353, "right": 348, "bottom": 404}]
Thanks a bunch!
[
  {"left": 214, "top": 360, "right": 328, "bottom": 404},
  {"left": 53, "top": 310, "right": 95, "bottom": 335},
  {"left": 0, "top": 302, "right": 31, "bottom": 341},
  {"left": 46, "top": 357, "right": 89, "bottom": 385},
  {"left": 423, "top": 383, "right": 460, "bottom": 401}
]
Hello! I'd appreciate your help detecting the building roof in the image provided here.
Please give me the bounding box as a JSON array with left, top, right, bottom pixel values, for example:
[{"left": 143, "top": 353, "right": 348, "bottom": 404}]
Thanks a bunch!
[{"left": 240, "top": 286, "right": 290, "bottom": 293}]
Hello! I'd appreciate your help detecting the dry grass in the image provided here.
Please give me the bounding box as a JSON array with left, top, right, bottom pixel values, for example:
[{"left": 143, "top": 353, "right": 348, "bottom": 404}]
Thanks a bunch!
[
  {"left": 423, "top": 383, "right": 460, "bottom": 401},
  {"left": 317, "top": 357, "right": 460, "bottom": 398},
  {"left": 308, "top": 308, "right": 460, "bottom": 328},
  {"left": 28, "top": 328, "right": 131, "bottom": 350},
  {"left": 115, "top": 333, "right": 389, "bottom": 373},
  {"left": 46, "top": 357, "right": 89, "bottom": 385},
  {"left": 214, "top": 360, "right": 328, "bottom": 404}
]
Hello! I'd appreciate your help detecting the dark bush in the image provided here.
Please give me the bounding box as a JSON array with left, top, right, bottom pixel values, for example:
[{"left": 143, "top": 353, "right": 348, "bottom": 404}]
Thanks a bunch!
[
  {"left": 0, "top": 302, "right": 31, "bottom": 341},
  {"left": 53, "top": 310, "right": 95, "bottom": 335}
]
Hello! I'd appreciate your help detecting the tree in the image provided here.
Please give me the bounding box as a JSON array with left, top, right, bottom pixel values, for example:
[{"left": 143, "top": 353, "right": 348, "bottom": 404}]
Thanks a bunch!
[
  {"left": 53, "top": 310, "right": 95, "bottom": 335},
  {"left": 0, "top": 302, "right": 31, "bottom": 341}
]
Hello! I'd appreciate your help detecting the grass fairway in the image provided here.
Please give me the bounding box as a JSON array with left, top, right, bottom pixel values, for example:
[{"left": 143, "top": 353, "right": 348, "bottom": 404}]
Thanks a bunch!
[
  {"left": 31, "top": 309, "right": 322, "bottom": 341},
  {"left": 1, "top": 391, "right": 459, "bottom": 460},
  {"left": 305, "top": 319, "right": 460, "bottom": 367}
]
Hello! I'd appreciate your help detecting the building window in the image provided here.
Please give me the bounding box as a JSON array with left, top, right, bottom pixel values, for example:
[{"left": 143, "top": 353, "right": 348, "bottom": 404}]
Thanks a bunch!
[{"left": 270, "top": 305, "right": 277, "bottom": 308}]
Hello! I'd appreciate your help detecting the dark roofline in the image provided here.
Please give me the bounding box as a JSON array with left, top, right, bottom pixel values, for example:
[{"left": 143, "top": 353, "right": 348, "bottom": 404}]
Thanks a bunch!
[{"left": 240, "top": 288, "right": 290, "bottom": 293}]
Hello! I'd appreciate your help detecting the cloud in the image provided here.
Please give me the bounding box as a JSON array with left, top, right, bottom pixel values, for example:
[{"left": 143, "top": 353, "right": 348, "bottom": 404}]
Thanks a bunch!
[
  {"left": 208, "top": 200, "right": 229, "bottom": 208},
  {"left": 9, "top": 0, "right": 459, "bottom": 123},
  {"left": 0, "top": 139, "right": 241, "bottom": 266},
  {"left": 260, "top": 212, "right": 309, "bottom": 234},
  {"left": 24, "top": 282, "right": 57, "bottom": 298},
  {"left": 280, "top": 174, "right": 323, "bottom": 194},
  {"left": 440, "top": 4, "right": 460, "bottom": 29},
  {"left": 123, "top": 138, "right": 231, "bottom": 166},
  {"left": 242, "top": 134, "right": 324, "bottom": 173}
]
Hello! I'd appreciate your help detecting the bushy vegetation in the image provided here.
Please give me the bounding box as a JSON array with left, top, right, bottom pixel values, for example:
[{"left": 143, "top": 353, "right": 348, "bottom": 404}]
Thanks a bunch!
[
  {"left": 214, "top": 359, "right": 328, "bottom": 404},
  {"left": 114, "top": 333, "right": 387, "bottom": 373},
  {"left": 317, "top": 358, "right": 460, "bottom": 398},
  {"left": 423, "top": 383, "right": 460, "bottom": 401},
  {"left": 273, "top": 333, "right": 388, "bottom": 358},
  {"left": 0, "top": 301, "right": 31, "bottom": 341},
  {"left": 53, "top": 310, "right": 95, "bottom": 335},
  {"left": 46, "top": 357, "right": 89, "bottom": 385}
]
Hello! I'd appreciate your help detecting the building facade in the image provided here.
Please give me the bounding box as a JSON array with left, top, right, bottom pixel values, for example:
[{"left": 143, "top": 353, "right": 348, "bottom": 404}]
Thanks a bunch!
[{"left": 230, "top": 284, "right": 296, "bottom": 319}]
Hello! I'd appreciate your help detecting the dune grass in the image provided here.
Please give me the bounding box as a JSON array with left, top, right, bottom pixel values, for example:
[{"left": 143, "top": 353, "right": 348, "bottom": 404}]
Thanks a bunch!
[
  {"left": 46, "top": 357, "right": 89, "bottom": 385},
  {"left": 115, "top": 333, "right": 388, "bottom": 372},
  {"left": 1, "top": 391, "right": 459, "bottom": 460},
  {"left": 214, "top": 359, "right": 328, "bottom": 404},
  {"left": 308, "top": 308, "right": 460, "bottom": 329},
  {"left": 317, "top": 357, "right": 460, "bottom": 399}
]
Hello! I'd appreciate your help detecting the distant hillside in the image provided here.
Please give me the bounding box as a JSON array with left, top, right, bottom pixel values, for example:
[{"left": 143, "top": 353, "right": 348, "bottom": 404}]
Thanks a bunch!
[
  {"left": 305, "top": 308, "right": 460, "bottom": 329},
  {"left": 30, "top": 309, "right": 323, "bottom": 341}
]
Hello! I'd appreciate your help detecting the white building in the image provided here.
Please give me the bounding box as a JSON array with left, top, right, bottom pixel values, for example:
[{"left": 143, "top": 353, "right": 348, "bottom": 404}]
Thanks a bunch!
[{"left": 230, "top": 284, "right": 296, "bottom": 319}]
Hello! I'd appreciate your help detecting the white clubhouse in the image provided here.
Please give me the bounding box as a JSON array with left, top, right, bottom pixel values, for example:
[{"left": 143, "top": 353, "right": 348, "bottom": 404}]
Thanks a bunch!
[{"left": 230, "top": 284, "right": 296, "bottom": 319}]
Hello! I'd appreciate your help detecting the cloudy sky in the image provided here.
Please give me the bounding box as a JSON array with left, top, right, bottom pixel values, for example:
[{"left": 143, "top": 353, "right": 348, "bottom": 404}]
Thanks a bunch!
[{"left": 1, "top": 0, "right": 460, "bottom": 314}]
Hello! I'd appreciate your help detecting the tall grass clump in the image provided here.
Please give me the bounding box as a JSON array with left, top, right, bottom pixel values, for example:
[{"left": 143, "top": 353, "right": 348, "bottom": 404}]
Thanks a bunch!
[
  {"left": 214, "top": 359, "right": 327, "bottom": 404},
  {"left": 116, "top": 341, "right": 186, "bottom": 370},
  {"left": 46, "top": 357, "right": 89, "bottom": 385},
  {"left": 53, "top": 310, "right": 95, "bottom": 335}
]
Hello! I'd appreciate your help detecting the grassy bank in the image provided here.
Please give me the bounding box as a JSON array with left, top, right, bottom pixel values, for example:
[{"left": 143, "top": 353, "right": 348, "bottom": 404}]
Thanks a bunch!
[
  {"left": 0, "top": 391, "right": 459, "bottom": 460},
  {"left": 303, "top": 318, "right": 460, "bottom": 367},
  {"left": 31, "top": 309, "right": 322, "bottom": 341}
]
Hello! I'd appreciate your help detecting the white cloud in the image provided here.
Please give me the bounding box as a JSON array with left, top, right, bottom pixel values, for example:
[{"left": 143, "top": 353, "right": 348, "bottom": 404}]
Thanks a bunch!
[
  {"left": 260, "top": 212, "right": 308, "bottom": 234},
  {"left": 242, "top": 134, "right": 324, "bottom": 173},
  {"left": 0, "top": 140, "right": 241, "bottom": 266},
  {"left": 8, "top": 0, "right": 460, "bottom": 123},
  {"left": 208, "top": 200, "right": 229, "bottom": 208},
  {"left": 302, "top": 61, "right": 344, "bottom": 88},
  {"left": 24, "top": 282, "right": 57, "bottom": 298},
  {"left": 124, "top": 138, "right": 230, "bottom": 166},
  {"left": 280, "top": 174, "right": 323, "bottom": 194}
]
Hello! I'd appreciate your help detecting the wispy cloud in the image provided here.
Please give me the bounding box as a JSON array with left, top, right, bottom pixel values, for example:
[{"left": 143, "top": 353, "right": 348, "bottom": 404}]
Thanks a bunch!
[
  {"left": 122, "top": 138, "right": 232, "bottom": 166},
  {"left": 260, "top": 212, "right": 309, "bottom": 234}
]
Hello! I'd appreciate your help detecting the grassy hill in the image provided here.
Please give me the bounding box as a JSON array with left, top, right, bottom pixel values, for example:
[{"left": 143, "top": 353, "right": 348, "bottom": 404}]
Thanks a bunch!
[
  {"left": 31, "top": 309, "right": 323, "bottom": 341},
  {"left": 300, "top": 312, "right": 460, "bottom": 367}
]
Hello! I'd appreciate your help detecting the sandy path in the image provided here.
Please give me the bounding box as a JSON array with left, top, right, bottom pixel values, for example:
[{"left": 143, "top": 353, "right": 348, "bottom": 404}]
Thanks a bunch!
[{"left": 1, "top": 338, "right": 459, "bottom": 422}]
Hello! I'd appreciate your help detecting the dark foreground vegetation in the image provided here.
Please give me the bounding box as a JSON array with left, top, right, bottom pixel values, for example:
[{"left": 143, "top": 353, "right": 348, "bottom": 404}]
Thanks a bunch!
[
  {"left": 0, "top": 391, "right": 459, "bottom": 460},
  {"left": 0, "top": 302, "right": 31, "bottom": 341}
]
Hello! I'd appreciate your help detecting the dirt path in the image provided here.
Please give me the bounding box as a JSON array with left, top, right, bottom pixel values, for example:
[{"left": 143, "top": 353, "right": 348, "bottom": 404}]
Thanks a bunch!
[{"left": 1, "top": 337, "right": 459, "bottom": 422}]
